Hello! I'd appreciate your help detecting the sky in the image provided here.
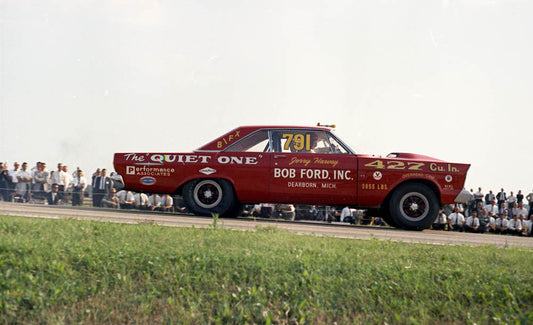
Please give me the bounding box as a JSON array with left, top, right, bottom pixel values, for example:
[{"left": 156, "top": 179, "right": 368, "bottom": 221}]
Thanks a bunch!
[{"left": 1, "top": 0, "right": 532, "bottom": 195}]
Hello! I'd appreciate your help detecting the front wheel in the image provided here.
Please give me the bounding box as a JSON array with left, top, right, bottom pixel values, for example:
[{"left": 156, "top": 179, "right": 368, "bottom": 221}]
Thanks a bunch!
[
  {"left": 388, "top": 183, "right": 439, "bottom": 230},
  {"left": 183, "top": 179, "right": 237, "bottom": 217}
]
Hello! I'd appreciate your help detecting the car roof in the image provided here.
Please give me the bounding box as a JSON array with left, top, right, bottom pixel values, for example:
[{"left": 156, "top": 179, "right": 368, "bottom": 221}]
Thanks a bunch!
[{"left": 195, "top": 125, "right": 332, "bottom": 152}]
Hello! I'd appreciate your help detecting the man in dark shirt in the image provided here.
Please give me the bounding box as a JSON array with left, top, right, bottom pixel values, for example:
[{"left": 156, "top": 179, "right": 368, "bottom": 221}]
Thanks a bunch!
[
  {"left": 46, "top": 184, "right": 63, "bottom": 205},
  {"left": 0, "top": 163, "right": 12, "bottom": 201}
]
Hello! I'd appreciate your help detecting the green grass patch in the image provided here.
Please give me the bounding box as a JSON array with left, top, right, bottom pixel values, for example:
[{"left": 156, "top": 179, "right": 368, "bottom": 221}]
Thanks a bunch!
[{"left": 1, "top": 215, "right": 532, "bottom": 324}]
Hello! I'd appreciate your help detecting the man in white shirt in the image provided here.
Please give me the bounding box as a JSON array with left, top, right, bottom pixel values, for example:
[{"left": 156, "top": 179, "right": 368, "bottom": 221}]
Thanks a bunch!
[
  {"left": 494, "top": 214, "right": 509, "bottom": 234},
  {"left": 148, "top": 193, "right": 161, "bottom": 211},
  {"left": 507, "top": 192, "right": 517, "bottom": 217},
  {"left": 70, "top": 169, "right": 87, "bottom": 206},
  {"left": 485, "top": 200, "right": 499, "bottom": 216},
  {"left": 474, "top": 187, "right": 484, "bottom": 205},
  {"left": 508, "top": 215, "right": 522, "bottom": 235},
  {"left": 464, "top": 211, "right": 480, "bottom": 233},
  {"left": 448, "top": 206, "right": 465, "bottom": 232},
  {"left": 51, "top": 163, "right": 64, "bottom": 190},
  {"left": 522, "top": 216, "right": 532, "bottom": 237},
  {"left": 32, "top": 162, "right": 49, "bottom": 200},
  {"left": 512, "top": 202, "right": 528, "bottom": 221},
  {"left": 432, "top": 210, "right": 448, "bottom": 231},
  {"left": 62, "top": 166, "right": 73, "bottom": 203},
  {"left": 16, "top": 162, "right": 32, "bottom": 202},
  {"left": 160, "top": 194, "right": 174, "bottom": 212},
  {"left": 340, "top": 206, "right": 352, "bottom": 223},
  {"left": 8, "top": 162, "right": 20, "bottom": 198},
  {"left": 133, "top": 192, "right": 149, "bottom": 210},
  {"left": 117, "top": 190, "right": 135, "bottom": 209}
]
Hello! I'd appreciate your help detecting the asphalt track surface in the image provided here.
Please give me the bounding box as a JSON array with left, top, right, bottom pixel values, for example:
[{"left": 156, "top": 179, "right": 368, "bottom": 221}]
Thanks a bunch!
[{"left": 1, "top": 201, "right": 532, "bottom": 249}]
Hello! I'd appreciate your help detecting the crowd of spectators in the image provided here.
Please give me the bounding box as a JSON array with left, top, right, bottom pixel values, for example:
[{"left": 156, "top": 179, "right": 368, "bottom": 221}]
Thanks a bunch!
[
  {"left": 0, "top": 161, "right": 88, "bottom": 205},
  {"left": 432, "top": 187, "right": 533, "bottom": 236},
  {"left": 241, "top": 203, "right": 384, "bottom": 226},
  {"left": 0, "top": 162, "right": 188, "bottom": 212},
  {"left": 1, "top": 162, "right": 532, "bottom": 236}
]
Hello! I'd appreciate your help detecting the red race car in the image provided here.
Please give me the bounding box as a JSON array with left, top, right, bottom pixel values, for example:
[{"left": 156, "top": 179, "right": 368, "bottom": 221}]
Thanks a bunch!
[{"left": 113, "top": 125, "right": 471, "bottom": 230}]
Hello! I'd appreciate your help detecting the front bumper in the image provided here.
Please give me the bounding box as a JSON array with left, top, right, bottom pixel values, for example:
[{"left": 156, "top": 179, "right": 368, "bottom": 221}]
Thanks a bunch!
[{"left": 454, "top": 190, "right": 472, "bottom": 204}]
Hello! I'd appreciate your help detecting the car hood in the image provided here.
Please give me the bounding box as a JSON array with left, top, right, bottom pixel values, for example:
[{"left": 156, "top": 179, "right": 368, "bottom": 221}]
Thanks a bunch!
[{"left": 358, "top": 152, "right": 446, "bottom": 162}]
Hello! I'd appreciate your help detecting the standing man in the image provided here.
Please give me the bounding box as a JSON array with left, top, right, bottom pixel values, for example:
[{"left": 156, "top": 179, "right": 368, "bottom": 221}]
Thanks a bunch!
[
  {"left": 8, "top": 162, "right": 20, "bottom": 198},
  {"left": 62, "top": 166, "right": 73, "bottom": 204},
  {"left": 92, "top": 168, "right": 113, "bottom": 207},
  {"left": 32, "top": 162, "right": 49, "bottom": 200},
  {"left": 70, "top": 169, "right": 87, "bottom": 206},
  {"left": 0, "top": 163, "right": 12, "bottom": 201},
  {"left": 51, "top": 163, "right": 65, "bottom": 195},
  {"left": 91, "top": 169, "right": 102, "bottom": 206},
  {"left": 474, "top": 187, "right": 484, "bottom": 206},
  {"left": 484, "top": 190, "right": 495, "bottom": 205},
  {"left": 16, "top": 162, "right": 32, "bottom": 202},
  {"left": 526, "top": 190, "right": 533, "bottom": 218},
  {"left": 496, "top": 188, "right": 507, "bottom": 214},
  {"left": 507, "top": 191, "right": 517, "bottom": 218}
]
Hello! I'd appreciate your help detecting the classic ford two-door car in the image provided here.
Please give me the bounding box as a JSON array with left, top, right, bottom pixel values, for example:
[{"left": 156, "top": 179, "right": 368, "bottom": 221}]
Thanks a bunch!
[{"left": 113, "top": 125, "right": 471, "bottom": 230}]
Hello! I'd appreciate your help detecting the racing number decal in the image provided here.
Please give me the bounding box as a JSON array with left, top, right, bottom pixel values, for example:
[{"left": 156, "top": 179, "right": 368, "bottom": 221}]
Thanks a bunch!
[
  {"left": 364, "top": 160, "right": 425, "bottom": 171},
  {"left": 282, "top": 133, "right": 311, "bottom": 151},
  {"left": 387, "top": 161, "right": 404, "bottom": 170},
  {"left": 407, "top": 162, "right": 425, "bottom": 170}
]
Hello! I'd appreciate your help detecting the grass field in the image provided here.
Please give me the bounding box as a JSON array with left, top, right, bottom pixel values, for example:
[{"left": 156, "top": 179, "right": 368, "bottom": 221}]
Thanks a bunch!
[{"left": 1, "top": 215, "right": 532, "bottom": 324}]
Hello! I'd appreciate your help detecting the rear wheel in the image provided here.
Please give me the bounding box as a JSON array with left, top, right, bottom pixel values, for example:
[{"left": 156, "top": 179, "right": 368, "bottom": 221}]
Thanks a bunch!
[
  {"left": 183, "top": 179, "right": 237, "bottom": 217},
  {"left": 388, "top": 183, "right": 439, "bottom": 230}
]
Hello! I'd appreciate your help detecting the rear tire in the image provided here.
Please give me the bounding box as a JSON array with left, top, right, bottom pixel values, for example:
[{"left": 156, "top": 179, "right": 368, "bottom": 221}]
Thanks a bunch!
[
  {"left": 388, "top": 183, "right": 439, "bottom": 230},
  {"left": 183, "top": 179, "right": 237, "bottom": 217}
]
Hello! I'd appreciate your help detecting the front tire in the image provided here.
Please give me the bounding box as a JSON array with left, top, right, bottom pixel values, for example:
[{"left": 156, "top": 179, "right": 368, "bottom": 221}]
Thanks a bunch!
[
  {"left": 388, "top": 183, "right": 439, "bottom": 230},
  {"left": 183, "top": 179, "right": 237, "bottom": 217}
]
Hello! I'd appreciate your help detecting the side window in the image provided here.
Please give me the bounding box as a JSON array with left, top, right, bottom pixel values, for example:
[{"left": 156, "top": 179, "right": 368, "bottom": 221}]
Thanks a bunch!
[
  {"left": 224, "top": 130, "right": 270, "bottom": 152},
  {"left": 309, "top": 131, "right": 331, "bottom": 154},
  {"left": 273, "top": 130, "right": 350, "bottom": 154},
  {"left": 269, "top": 131, "right": 312, "bottom": 153},
  {"left": 270, "top": 131, "right": 284, "bottom": 152}
]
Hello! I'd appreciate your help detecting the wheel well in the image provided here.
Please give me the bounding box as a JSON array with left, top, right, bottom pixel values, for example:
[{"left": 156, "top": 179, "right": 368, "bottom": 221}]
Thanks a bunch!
[{"left": 382, "top": 179, "right": 441, "bottom": 209}]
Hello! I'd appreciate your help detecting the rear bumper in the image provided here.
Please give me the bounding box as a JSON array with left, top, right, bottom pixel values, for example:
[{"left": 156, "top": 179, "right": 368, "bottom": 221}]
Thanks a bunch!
[{"left": 454, "top": 190, "right": 472, "bottom": 204}]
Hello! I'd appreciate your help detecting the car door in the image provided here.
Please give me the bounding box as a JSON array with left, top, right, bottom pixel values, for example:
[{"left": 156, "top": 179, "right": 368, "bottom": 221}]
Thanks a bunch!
[{"left": 268, "top": 129, "right": 358, "bottom": 205}]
